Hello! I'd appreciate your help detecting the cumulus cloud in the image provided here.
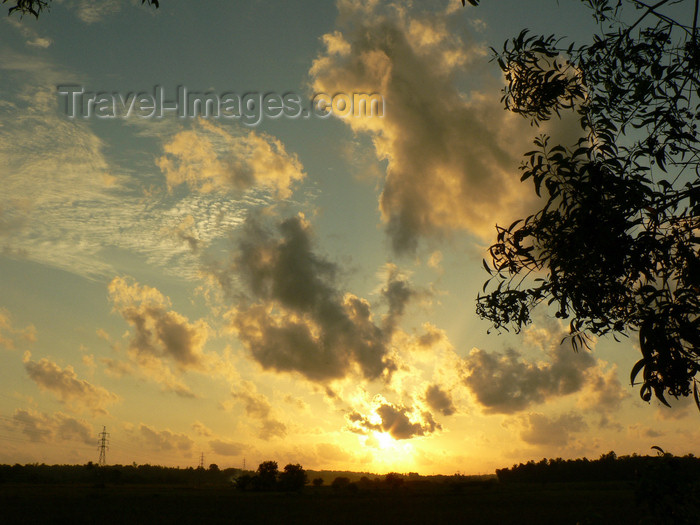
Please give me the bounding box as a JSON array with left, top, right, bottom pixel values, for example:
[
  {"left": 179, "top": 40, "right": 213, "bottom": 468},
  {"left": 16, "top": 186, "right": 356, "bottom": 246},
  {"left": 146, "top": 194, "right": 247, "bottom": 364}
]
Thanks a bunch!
[
  {"left": 23, "top": 352, "right": 119, "bottom": 414},
  {"left": 139, "top": 424, "right": 194, "bottom": 453},
  {"left": 157, "top": 119, "right": 305, "bottom": 199},
  {"left": 519, "top": 412, "right": 587, "bottom": 447},
  {"left": 11, "top": 409, "right": 93, "bottom": 444},
  {"left": 462, "top": 329, "right": 596, "bottom": 414},
  {"left": 346, "top": 398, "right": 440, "bottom": 440},
  {"left": 310, "top": 1, "right": 531, "bottom": 252},
  {"left": 109, "top": 276, "right": 209, "bottom": 369},
  {"left": 232, "top": 381, "right": 287, "bottom": 440},
  {"left": 425, "top": 384, "right": 456, "bottom": 416},
  {"left": 221, "top": 214, "right": 411, "bottom": 383}
]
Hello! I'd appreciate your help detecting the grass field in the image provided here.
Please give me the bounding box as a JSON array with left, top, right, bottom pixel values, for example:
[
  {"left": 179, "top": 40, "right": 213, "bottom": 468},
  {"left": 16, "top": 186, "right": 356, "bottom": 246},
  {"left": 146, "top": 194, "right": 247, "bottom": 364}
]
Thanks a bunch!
[{"left": 0, "top": 481, "right": 645, "bottom": 524}]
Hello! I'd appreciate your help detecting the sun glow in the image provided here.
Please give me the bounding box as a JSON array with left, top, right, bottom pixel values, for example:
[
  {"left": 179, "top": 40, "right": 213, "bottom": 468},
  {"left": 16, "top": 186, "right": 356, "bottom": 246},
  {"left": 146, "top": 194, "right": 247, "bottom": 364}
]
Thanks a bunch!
[
  {"left": 374, "top": 431, "right": 394, "bottom": 449},
  {"left": 365, "top": 431, "right": 418, "bottom": 472}
]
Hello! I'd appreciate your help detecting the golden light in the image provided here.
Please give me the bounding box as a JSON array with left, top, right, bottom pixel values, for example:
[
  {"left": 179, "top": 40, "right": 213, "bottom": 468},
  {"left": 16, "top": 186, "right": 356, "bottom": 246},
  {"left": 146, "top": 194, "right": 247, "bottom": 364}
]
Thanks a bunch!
[{"left": 374, "top": 431, "right": 394, "bottom": 449}]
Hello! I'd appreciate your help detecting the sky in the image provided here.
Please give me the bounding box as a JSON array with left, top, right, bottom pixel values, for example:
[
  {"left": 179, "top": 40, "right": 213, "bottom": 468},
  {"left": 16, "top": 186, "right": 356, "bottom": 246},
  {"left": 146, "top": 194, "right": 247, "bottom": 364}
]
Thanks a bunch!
[{"left": 0, "top": 0, "right": 697, "bottom": 476}]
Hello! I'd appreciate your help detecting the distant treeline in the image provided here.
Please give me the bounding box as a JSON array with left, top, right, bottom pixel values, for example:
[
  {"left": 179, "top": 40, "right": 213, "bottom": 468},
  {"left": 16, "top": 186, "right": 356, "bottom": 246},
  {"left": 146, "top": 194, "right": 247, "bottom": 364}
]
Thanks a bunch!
[
  {"left": 0, "top": 461, "right": 496, "bottom": 489},
  {"left": 0, "top": 462, "right": 242, "bottom": 485},
  {"left": 496, "top": 451, "right": 700, "bottom": 484}
]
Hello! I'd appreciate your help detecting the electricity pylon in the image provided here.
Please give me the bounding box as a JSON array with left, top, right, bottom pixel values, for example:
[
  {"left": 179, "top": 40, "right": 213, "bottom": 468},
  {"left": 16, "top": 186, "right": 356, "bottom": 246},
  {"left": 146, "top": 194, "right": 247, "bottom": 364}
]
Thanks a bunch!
[{"left": 97, "top": 426, "right": 109, "bottom": 466}]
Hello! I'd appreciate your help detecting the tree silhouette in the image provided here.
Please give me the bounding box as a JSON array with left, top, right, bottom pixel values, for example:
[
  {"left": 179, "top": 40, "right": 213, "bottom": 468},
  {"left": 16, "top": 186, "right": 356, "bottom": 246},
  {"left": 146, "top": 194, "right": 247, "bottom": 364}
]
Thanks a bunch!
[
  {"left": 3, "top": 0, "right": 159, "bottom": 18},
  {"left": 255, "top": 460, "right": 279, "bottom": 491},
  {"left": 471, "top": 0, "right": 700, "bottom": 408},
  {"left": 331, "top": 476, "right": 351, "bottom": 491},
  {"left": 278, "top": 463, "right": 307, "bottom": 492}
]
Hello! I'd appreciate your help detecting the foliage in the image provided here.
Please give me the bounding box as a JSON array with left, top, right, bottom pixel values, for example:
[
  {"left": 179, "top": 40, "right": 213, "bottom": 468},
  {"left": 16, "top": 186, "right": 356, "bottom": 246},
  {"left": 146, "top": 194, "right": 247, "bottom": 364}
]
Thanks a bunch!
[
  {"left": 636, "top": 447, "right": 700, "bottom": 524},
  {"left": 312, "top": 476, "right": 324, "bottom": 487},
  {"left": 0, "top": 462, "right": 241, "bottom": 485},
  {"left": 254, "top": 460, "right": 279, "bottom": 491},
  {"left": 475, "top": 0, "right": 700, "bottom": 408},
  {"left": 496, "top": 450, "right": 700, "bottom": 485},
  {"left": 331, "top": 476, "right": 351, "bottom": 491},
  {"left": 278, "top": 463, "right": 308, "bottom": 492},
  {"left": 3, "top": 0, "right": 159, "bottom": 18},
  {"left": 384, "top": 472, "right": 405, "bottom": 489}
]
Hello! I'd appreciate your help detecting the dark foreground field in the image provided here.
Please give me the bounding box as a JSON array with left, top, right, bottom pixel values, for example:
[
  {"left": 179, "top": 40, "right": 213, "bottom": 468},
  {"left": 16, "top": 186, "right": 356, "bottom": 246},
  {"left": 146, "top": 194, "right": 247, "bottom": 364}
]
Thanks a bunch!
[{"left": 0, "top": 481, "right": 644, "bottom": 524}]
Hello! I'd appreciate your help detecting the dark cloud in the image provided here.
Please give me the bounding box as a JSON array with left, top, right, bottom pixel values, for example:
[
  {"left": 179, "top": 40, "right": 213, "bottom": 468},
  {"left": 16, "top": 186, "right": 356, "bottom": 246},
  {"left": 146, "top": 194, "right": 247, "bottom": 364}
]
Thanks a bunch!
[
  {"left": 416, "top": 323, "right": 446, "bottom": 349},
  {"left": 425, "top": 384, "right": 456, "bottom": 416},
  {"left": 463, "top": 342, "right": 596, "bottom": 414},
  {"left": 346, "top": 400, "right": 441, "bottom": 440},
  {"left": 520, "top": 412, "right": 587, "bottom": 447},
  {"left": 310, "top": 3, "right": 532, "bottom": 253},
  {"left": 23, "top": 352, "right": 119, "bottom": 414},
  {"left": 223, "top": 215, "right": 411, "bottom": 383}
]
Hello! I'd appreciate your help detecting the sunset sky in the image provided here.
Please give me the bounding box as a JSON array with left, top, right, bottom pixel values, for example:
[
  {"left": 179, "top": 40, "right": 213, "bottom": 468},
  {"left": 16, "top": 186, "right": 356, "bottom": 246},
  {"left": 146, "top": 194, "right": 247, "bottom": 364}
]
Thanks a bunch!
[{"left": 1, "top": 0, "right": 697, "bottom": 476}]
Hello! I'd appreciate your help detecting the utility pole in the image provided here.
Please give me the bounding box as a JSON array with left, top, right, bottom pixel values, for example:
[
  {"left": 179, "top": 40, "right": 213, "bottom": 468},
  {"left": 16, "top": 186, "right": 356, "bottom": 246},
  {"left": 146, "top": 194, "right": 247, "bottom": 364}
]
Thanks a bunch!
[
  {"left": 97, "top": 426, "right": 109, "bottom": 466},
  {"left": 243, "top": 457, "right": 246, "bottom": 471}
]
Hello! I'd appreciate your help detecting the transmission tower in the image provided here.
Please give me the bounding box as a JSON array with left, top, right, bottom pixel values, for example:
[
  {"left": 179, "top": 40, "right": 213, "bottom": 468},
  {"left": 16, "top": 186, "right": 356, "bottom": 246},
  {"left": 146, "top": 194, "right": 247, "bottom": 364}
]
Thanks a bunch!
[
  {"left": 97, "top": 426, "right": 109, "bottom": 466},
  {"left": 198, "top": 453, "right": 204, "bottom": 469}
]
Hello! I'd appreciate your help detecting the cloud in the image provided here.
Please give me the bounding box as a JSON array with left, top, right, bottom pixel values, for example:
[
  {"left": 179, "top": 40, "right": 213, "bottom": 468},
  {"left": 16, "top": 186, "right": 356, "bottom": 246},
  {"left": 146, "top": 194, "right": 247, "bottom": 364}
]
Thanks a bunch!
[
  {"left": 0, "top": 52, "right": 266, "bottom": 281},
  {"left": 5, "top": 18, "right": 52, "bottom": 48},
  {"left": 23, "top": 352, "right": 119, "bottom": 414},
  {"left": 316, "top": 442, "right": 353, "bottom": 462},
  {"left": 462, "top": 327, "right": 596, "bottom": 414},
  {"left": 157, "top": 120, "right": 305, "bottom": 199},
  {"left": 310, "top": 1, "right": 532, "bottom": 252},
  {"left": 578, "top": 364, "right": 629, "bottom": 413},
  {"left": 0, "top": 308, "right": 36, "bottom": 350},
  {"left": 11, "top": 409, "right": 94, "bottom": 444},
  {"left": 519, "top": 412, "right": 587, "bottom": 447},
  {"left": 69, "top": 0, "right": 121, "bottom": 23},
  {"left": 209, "top": 439, "right": 247, "bottom": 457},
  {"left": 108, "top": 276, "right": 209, "bottom": 370},
  {"left": 221, "top": 214, "right": 409, "bottom": 383},
  {"left": 192, "top": 421, "right": 213, "bottom": 437},
  {"left": 346, "top": 398, "right": 441, "bottom": 440},
  {"left": 232, "top": 381, "right": 287, "bottom": 440},
  {"left": 139, "top": 424, "right": 194, "bottom": 453},
  {"left": 425, "top": 384, "right": 456, "bottom": 416}
]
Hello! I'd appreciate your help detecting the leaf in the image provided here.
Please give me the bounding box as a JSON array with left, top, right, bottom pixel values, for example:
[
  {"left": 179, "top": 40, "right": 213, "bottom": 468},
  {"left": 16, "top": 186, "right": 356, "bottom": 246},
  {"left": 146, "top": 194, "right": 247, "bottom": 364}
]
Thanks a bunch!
[
  {"left": 482, "top": 259, "right": 493, "bottom": 275},
  {"left": 630, "top": 359, "right": 645, "bottom": 386},
  {"left": 651, "top": 445, "right": 665, "bottom": 456}
]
